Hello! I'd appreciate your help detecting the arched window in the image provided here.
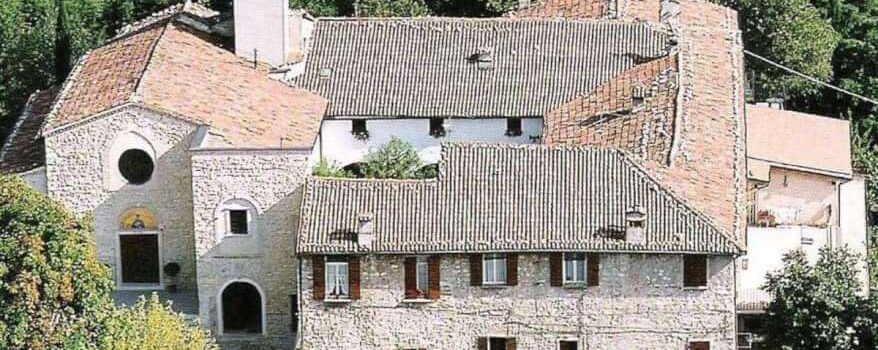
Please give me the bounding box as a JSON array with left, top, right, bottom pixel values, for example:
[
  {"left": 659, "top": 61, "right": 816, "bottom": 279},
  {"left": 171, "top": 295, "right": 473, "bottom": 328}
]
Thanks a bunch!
[
  {"left": 118, "top": 149, "right": 154, "bottom": 184},
  {"left": 215, "top": 199, "right": 258, "bottom": 238},
  {"left": 342, "top": 162, "right": 366, "bottom": 178},
  {"left": 220, "top": 281, "right": 263, "bottom": 334},
  {"left": 106, "top": 131, "right": 157, "bottom": 190}
]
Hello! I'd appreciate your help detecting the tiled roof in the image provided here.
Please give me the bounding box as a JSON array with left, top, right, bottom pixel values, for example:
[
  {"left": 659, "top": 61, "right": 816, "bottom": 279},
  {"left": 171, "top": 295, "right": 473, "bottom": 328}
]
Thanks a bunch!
[
  {"left": 509, "top": 0, "right": 612, "bottom": 18},
  {"left": 44, "top": 14, "right": 327, "bottom": 148},
  {"left": 298, "top": 18, "right": 671, "bottom": 118},
  {"left": 0, "top": 88, "right": 59, "bottom": 173},
  {"left": 298, "top": 143, "right": 741, "bottom": 255},
  {"left": 746, "top": 105, "right": 852, "bottom": 178}
]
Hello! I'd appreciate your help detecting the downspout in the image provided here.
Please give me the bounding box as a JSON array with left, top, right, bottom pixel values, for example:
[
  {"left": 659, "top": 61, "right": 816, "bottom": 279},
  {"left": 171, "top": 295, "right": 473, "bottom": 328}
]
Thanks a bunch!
[{"left": 296, "top": 256, "right": 304, "bottom": 349}]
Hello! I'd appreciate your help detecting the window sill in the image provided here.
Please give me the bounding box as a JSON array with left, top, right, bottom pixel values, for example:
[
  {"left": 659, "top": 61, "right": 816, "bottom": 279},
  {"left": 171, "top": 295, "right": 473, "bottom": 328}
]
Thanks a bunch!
[
  {"left": 682, "top": 286, "right": 708, "bottom": 291},
  {"left": 480, "top": 284, "right": 508, "bottom": 289},
  {"left": 401, "top": 298, "right": 434, "bottom": 304},
  {"left": 323, "top": 298, "right": 352, "bottom": 304},
  {"left": 562, "top": 283, "right": 588, "bottom": 289}
]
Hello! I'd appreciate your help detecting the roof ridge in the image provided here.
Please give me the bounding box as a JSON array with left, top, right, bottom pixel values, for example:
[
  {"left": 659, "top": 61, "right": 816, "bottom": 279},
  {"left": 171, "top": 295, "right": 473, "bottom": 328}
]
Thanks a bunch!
[{"left": 131, "top": 23, "right": 172, "bottom": 103}]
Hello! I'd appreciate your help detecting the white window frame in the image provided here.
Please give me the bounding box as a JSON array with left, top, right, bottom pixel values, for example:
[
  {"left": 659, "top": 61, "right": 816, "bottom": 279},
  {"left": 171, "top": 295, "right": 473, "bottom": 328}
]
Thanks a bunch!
[
  {"left": 326, "top": 259, "right": 350, "bottom": 299},
  {"left": 558, "top": 339, "right": 579, "bottom": 350},
  {"left": 416, "top": 256, "right": 429, "bottom": 294},
  {"left": 215, "top": 198, "right": 258, "bottom": 240},
  {"left": 482, "top": 253, "right": 507, "bottom": 285},
  {"left": 562, "top": 253, "right": 587, "bottom": 284},
  {"left": 486, "top": 336, "right": 511, "bottom": 350},
  {"left": 225, "top": 209, "right": 250, "bottom": 235}
]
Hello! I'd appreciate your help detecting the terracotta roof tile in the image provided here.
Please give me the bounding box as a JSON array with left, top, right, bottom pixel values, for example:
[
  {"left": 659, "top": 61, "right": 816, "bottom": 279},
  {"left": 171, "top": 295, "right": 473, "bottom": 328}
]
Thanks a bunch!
[
  {"left": 0, "top": 88, "right": 59, "bottom": 173},
  {"left": 509, "top": 0, "right": 612, "bottom": 18}
]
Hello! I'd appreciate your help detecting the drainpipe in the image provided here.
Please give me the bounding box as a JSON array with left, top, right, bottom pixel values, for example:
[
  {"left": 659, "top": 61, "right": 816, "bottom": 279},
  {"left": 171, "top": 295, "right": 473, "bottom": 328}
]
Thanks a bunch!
[{"left": 296, "top": 256, "right": 304, "bottom": 349}]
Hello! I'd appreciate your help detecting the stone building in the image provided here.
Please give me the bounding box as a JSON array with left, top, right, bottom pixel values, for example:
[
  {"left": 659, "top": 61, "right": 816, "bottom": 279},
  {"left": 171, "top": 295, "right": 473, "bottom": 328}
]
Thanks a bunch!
[{"left": 0, "top": 0, "right": 864, "bottom": 349}]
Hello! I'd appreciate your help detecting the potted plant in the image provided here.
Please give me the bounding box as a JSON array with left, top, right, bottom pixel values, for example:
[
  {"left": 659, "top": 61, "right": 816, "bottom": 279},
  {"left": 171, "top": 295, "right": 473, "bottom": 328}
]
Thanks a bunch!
[{"left": 163, "top": 262, "right": 181, "bottom": 293}]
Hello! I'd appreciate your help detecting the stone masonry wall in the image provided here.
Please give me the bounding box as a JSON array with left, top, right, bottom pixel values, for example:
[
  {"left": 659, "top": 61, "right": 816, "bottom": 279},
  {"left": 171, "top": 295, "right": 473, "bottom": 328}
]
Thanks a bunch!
[
  {"left": 191, "top": 150, "right": 311, "bottom": 349},
  {"left": 44, "top": 105, "right": 199, "bottom": 289},
  {"left": 300, "top": 253, "right": 736, "bottom": 349}
]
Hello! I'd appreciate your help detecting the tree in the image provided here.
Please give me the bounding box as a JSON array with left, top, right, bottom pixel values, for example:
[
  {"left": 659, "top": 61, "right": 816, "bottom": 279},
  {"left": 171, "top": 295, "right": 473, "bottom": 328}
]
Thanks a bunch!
[
  {"left": 98, "top": 294, "right": 217, "bottom": 350},
  {"left": 0, "top": 175, "right": 114, "bottom": 349},
  {"left": 762, "top": 247, "right": 877, "bottom": 349},
  {"left": 361, "top": 137, "right": 426, "bottom": 179}
]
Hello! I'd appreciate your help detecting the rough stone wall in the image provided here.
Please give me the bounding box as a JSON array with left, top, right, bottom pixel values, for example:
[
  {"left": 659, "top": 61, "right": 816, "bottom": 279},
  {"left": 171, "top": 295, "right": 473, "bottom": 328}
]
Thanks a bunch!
[
  {"left": 300, "top": 253, "right": 736, "bottom": 349},
  {"left": 544, "top": 55, "right": 678, "bottom": 163},
  {"left": 44, "top": 105, "right": 199, "bottom": 289},
  {"left": 191, "top": 150, "right": 311, "bottom": 349}
]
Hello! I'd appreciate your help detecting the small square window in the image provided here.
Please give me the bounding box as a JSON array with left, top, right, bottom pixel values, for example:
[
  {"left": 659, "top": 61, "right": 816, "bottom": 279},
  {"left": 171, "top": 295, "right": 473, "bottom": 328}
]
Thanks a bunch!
[
  {"left": 483, "top": 253, "right": 507, "bottom": 285},
  {"left": 683, "top": 255, "right": 708, "bottom": 288},
  {"left": 560, "top": 340, "right": 578, "bottom": 350},
  {"left": 489, "top": 337, "right": 508, "bottom": 350},
  {"left": 429, "top": 118, "right": 446, "bottom": 137},
  {"left": 563, "top": 253, "right": 586, "bottom": 284},
  {"left": 326, "top": 257, "right": 349, "bottom": 299},
  {"left": 228, "top": 210, "right": 249, "bottom": 234},
  {"left": 506, "top": 118, "right": 522, "bottom": 136},
  {"left": 351, "top": 119, "right": 368, "bottom": 140}
]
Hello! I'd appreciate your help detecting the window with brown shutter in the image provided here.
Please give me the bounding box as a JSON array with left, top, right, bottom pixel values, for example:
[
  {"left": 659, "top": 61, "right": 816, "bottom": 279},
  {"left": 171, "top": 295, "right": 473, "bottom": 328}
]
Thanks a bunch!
[
  {"left": 683, "top": 255, "right": 708, "bottom": 288},
  {"left": 349, "top": 256, "right": 361, "bottom": 299},
  {"left": 587, "top": 253, "right": 600, "bottom": 287},
  {"left": 550, "top": 253, "right": 563, "bottom": 287},
  {"left": 505, "top": 337, "right": 517, "bottom": 350},
  {"left": 506, "top": 254, "right": 518, "bottom": 286},
  {"left": 470, "top": 254, "right": 483, "bottom": 286},
  {"left": 688, "top": 341, "right": 710, "bottom": 350},
  {"left": 478, "top": 337, "right": 488, "bottom": 350},
  {"left": 404, "top": 257, "right": 418, "bottom": 299},
  {"left": 427, "top": 255, "right": 441, "bottom": 300},
  {"left": 312, "top": 256, "right": 325, "bottom": 300}
]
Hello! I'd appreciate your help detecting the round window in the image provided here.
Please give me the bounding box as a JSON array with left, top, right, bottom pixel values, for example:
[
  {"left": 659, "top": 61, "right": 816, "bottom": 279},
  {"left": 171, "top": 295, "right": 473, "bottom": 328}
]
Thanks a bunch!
[{"left": 118, "top": 149, "right": 154, "bottom": 185}]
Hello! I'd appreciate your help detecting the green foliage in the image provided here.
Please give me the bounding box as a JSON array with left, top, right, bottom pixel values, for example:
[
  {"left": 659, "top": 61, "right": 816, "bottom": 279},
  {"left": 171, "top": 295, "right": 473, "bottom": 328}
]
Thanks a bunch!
[
  {"left": 312, "top": 157, "right": 350, "bottom": 177},
  {"left": 357, "top": 0, "right": 430, "bottom": 17},
  {"left": 763, "top": 247, "right": 877, "bottom": 349},
  {"left": 0, "top": 175, "right": 114, "bottom": 350},
  {"left": 98, "top": 294, "right": 217, "bottom": 350},
  {"left": 361, "top": 137, "right": 425, "bottom": 179},
  {"left": 717, "top": 0, "right": 840, "bottom": 100}
]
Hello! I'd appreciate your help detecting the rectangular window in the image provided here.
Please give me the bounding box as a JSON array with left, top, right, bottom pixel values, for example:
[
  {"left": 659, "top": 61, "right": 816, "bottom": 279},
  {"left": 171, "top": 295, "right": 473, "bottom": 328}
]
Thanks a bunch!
[
  {"left": 683, "top": 255, "right": 708, "bottom": 288},
  {"left": 351, "top": 119, "right": 368, "bottom": 139},
  {"left": 326, "top": 257, "right": 349, "bottom": 298},
  {"left": 563, "top": 253, "right": 586, "bottom": 284},
  {"left": 688, "top": 341, "right": 710, "bottom": 350},
  {"left": 482, "top": 254, "right": 507, "bottom": 285},
  {"left": 429, "top": 118, "right": 446, "bottom": 137},
  {"left": 506, "top": 118, "right": 523, "bottom": 136},
  {"left": 227, "top": 210, "right": 249, "bottom": 234},
  {"left": 559, "top": 340, "right": 578, "bottom": 350},
  {"left": 289, "top": 294, "right": 298, "bottom": 331},
  {"left": 416, "top": 257, "right": 429, "bottom": 294}
]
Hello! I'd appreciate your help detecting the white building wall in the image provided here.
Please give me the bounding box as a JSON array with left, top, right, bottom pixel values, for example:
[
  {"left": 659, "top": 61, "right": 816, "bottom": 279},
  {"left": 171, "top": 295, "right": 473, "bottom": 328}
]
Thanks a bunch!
[
  {"left": 301, "top": 254, "right": 737, "bottom": 350},
  {"left": 319, "top": 118, "right": 543, "bottom": 166},
  {"left": 234, "top": 0, "right": 289, "bottom": 67},
  {"left": 839, "top": 175, "right": 870, "bottom": 293},
  {"left": 191, "top": 150, "right": 312, "bottom": 350}
]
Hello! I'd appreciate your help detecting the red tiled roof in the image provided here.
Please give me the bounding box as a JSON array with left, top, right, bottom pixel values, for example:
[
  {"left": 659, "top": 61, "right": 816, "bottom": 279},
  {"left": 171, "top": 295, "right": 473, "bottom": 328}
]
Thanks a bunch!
[
  {"left": 509, "top": 0, "right": 611, "bottom": 18},
  {"left": 0, "top": 88, "right": 59, "bottom": 173},
  {"left": 46, "top": 18, "right": 327, "bottom": 148}
]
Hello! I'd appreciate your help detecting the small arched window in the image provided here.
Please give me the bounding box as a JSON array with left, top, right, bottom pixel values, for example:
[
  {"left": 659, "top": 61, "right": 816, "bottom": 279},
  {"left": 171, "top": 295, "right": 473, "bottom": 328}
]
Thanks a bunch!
[
  {"left": 220, "top": 281, "right": 263, "bottom": 334},
  {"left": 216, "top": 199, "right": 257, "bottom": 237}
]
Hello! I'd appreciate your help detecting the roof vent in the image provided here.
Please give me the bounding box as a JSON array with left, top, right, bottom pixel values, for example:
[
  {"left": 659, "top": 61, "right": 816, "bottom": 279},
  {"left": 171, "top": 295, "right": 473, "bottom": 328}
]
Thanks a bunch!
[
  {"left": 624, "top": 206, "right": 646, "bottom": 245},
  {"left": 357, "top": 213, "right": 374, "bottom": 248},
  {"left": 470, "top": 47, "right": 494, "bottom": 70},
  {"left": 318, "top": 68, "right": 332, "bottom": 79}
]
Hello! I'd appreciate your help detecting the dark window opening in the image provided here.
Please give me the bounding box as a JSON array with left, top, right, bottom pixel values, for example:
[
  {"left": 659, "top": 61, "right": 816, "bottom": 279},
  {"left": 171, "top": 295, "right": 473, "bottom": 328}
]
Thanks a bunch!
[
  {"left": 688, "top": 341, "right": 710, "bottom": 350},
  {"left": 221, "top": 282, "right": 262, "bottom": 334},
  {"left": 417, "top": 164, "right": 439, "bottom": 178},
  {"left": 683, "top": 255, "right": 708, "bottom": 288},
  {"left": 228, "top": 210, "right": 248, "bottom": 234},
  {"left": 342, "top": 163, "right": 366, "bottom": 178},
  {"left": 351, "top": 119, "right": 369, "bottom": 140},
  {"left": 506, "top": 118, "right": 522, "bottom": 136},
  {"left": 429, "top": 118, "right": 446, "bottom": 137},
  {"left": 118, "top": 149, "right": 154, "bottom": 185},
  {"left": 560, "top": 340, "right": 579, "bottom": 350},
  {"left": 290, "top": 294, "right": 299, "bottom": 332}
]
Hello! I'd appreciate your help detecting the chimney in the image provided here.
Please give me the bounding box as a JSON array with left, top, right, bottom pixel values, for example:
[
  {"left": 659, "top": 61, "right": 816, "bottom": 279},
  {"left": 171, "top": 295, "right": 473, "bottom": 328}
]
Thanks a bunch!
[
  {"left": 624, "top": 206, "right": 647, "bottom": 245},
  {"left": 357, "top": 213, "right": 374, "bottom": 249},
  {"left": 234, "top": 0, "right": 301, "bottom": 67}
]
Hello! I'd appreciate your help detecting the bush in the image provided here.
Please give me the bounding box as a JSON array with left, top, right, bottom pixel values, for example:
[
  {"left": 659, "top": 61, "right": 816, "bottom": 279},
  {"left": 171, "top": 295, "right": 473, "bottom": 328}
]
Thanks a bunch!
[
  {"left": 312, "top": 158, "right": 350, "bottom": 177},
  {"left": 98, "top": 294, "right": 217, "bottom": 350},
  {"left": 362, "top": 137, "right": 425, "bottom": 179},
  {"left": 0, "top": 175, "right": 114, "bottom": 349}
]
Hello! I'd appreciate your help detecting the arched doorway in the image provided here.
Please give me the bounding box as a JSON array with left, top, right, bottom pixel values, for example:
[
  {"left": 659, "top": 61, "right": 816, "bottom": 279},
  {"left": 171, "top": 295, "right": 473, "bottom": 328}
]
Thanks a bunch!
[
  {"left": 117, "top": 208, "right": 161, "bottom": 288},
  {"left": 220, "top": 281, "right": 264, "bottom": 335}
]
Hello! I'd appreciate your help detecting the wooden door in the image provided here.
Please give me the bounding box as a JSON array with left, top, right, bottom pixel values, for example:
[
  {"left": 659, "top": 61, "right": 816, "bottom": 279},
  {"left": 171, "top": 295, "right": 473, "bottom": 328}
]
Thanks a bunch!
[{"left": 120, "top": 234, "right": 160, "bottom": 284}]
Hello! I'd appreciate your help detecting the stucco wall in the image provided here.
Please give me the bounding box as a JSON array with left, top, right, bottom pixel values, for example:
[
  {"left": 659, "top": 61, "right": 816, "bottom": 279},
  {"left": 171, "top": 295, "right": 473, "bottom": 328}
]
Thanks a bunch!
[
  {"left": 191, "top": 150, "right": 310, "bottom": 349},
  {"left": 44, "top": 105, "right": 199, "bottom": 290},
  {"left": 753, "top": 167, "right": 837, "bottom": 226},
  {"left": 300, "top": 253, "right": 736, "bottom": 349},
  {"left": 318, "top": 118, "right": 543, "bottom": 166}
]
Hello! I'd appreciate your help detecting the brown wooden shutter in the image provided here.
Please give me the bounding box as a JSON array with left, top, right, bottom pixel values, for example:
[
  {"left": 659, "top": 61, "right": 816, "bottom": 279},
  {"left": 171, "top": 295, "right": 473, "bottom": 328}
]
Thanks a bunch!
[
  {"left": 684, "top": 255, "right": 708, "bottom": 287},
  {"left": 404, "top": 257, "right": 418, "bottom": 299},
  {"left": 349, "top": 256, "right": 361, "bottom": 300},
  {"left": 312, "top": 256, "right": 325, "bottom": 301},
  {"left": 506, "top": 338, "right": 517, "bottom": 350},
  {"left": 506, "top": 254, "right": 518, "bottom": 286},
  {"left": 549, "top": 253, "right": 563, "bottom": 287},
  {"left": 470, "top": 254, "right": 483, "bottom": 286},
  {"left": 427, "top": 255, "right": 441, "bottom": 300},
  {"left": 688, "top": 341, "right": 710, "bottom": 350},
  {"left": 477, "top": 337, "right": 488, "bottom": 350},
  {"left": 587, "top": 253, "right": 600, "bottom": 287}
]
